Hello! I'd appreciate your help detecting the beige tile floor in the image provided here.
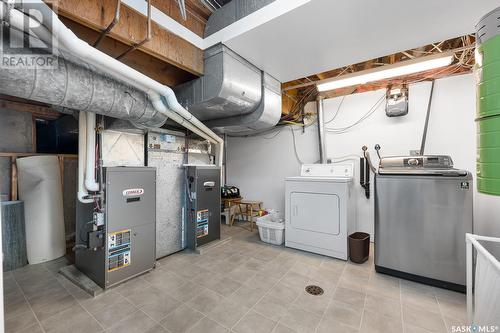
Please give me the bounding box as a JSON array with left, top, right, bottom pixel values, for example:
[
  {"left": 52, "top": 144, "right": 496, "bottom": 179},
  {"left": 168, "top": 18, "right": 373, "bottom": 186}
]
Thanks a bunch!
[{"left": 4, "top": 223, "right": 468, "bottom": 333}]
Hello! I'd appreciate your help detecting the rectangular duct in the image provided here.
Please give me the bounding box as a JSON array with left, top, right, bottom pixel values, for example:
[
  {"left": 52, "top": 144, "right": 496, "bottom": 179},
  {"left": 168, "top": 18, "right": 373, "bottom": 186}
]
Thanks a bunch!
[
  {"left": 174, "top": 44, "right": 262, "bottom": 121},
  {"left": 174, "top": 43, "right": 282, "bottom": 133}
]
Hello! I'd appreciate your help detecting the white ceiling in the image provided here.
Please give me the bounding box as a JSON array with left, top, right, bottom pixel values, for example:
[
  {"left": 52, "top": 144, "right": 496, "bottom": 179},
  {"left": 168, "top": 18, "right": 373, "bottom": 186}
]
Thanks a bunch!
[{"left": 223, "top": 0, "right": 499, "bottom": 82}]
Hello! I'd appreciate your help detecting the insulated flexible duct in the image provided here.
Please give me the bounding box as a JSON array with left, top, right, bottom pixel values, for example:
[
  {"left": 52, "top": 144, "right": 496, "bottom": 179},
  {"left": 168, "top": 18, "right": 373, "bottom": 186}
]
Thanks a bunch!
[
  {"left": 1, "top": 1, "right": 224, "bottom": 168},
  {"left": 0, "top": 45, "right": 167, "bottom": 128}
]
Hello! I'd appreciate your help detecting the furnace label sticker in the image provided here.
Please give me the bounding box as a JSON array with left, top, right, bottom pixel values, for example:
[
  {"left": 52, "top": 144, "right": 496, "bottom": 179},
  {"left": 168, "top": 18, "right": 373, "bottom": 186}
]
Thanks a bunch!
[
  {"left": 196, "top": 209, "right": 209, "bottom": 238},
  {"left": 108, "top": 250, "right": 131, "bottom": 272},
  {"left": 108, "top": 229, "right": 131, "bottom": 250},
  {"left": 108, "top": 229, "right": 132, "bottom": 272}
]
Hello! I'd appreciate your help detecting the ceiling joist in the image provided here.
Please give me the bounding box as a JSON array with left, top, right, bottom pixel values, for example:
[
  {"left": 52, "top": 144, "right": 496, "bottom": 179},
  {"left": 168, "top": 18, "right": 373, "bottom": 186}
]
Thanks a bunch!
[{"left": 281, "top": 35, "right": 476, "bottom": 120}]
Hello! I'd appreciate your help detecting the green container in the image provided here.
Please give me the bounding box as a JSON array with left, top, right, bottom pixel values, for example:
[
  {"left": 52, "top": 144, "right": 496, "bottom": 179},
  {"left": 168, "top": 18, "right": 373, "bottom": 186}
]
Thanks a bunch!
[
  {"left": 476, "top": 163, "right": 500, "bottom": 178},
  {"left": 476, "top": 7, "right": 500, "bottom": 195}
]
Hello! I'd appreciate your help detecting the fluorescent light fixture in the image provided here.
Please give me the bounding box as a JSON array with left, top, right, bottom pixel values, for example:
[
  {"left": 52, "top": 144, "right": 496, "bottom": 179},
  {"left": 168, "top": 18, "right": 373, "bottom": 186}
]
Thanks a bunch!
[{"left": 316, "top": 52, "right": 454, "bottom": 92}]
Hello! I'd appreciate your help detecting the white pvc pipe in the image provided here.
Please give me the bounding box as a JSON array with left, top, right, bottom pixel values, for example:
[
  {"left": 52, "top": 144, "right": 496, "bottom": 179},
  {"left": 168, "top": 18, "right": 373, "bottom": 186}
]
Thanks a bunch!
[
  {"left": 85, "top": 112, "right": 99, "bottom": 192},
  {"left": 151, "top": 97, "right": 224, "bottom": 167},
  {"left": 3, "top": 1, "right": 224, "bottom": 168},
  {"left": 77, "top": 112, "right": 93, "bottom": 203}
]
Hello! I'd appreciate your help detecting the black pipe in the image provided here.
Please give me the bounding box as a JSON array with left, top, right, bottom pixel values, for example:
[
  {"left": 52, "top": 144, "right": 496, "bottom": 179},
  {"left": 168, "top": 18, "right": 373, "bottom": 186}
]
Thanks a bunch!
[
  {"left": 364, "top": 155, "right": 370, "bottom": 199},
  {"left": 360, "top": 157, "right": 365, "bottom": 187},
  {"left": 360, "top": 146, "right": 371, "bottom": 199}
]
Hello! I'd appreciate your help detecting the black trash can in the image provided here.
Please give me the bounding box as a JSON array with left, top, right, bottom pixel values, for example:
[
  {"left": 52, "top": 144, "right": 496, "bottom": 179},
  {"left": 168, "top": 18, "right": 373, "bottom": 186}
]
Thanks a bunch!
[{"left": 348, "top": 232, "right": 370, "bottom": 264}]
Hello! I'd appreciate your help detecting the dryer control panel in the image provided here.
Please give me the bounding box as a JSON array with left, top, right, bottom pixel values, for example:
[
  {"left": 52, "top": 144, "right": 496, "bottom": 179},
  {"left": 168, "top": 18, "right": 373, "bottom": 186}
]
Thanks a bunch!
[{"left": 301, "top": 164, "right": 354, "bottom": 178}]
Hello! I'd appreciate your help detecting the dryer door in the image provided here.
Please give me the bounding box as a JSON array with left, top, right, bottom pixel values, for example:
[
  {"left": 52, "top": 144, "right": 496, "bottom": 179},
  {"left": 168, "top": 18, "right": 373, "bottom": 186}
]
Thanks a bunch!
[{"left": 290, "top": 192, "right": 340, "bottom": 235}]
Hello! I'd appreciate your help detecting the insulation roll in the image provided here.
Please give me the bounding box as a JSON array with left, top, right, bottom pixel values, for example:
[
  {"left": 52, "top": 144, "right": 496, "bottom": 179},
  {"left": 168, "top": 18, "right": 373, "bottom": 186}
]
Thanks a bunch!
[
  {"left": 1, "top": 201, "right": 28, "bottom": 271},
  {"left": 16, "top": 156, "right": 66, "bottom": 264}
]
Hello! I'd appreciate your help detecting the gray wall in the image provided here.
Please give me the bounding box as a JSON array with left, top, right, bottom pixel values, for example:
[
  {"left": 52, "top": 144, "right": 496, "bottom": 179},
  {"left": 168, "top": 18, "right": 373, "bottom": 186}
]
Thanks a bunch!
[{"left": 0, "top": 109, "right": 33, "bottom": 201}]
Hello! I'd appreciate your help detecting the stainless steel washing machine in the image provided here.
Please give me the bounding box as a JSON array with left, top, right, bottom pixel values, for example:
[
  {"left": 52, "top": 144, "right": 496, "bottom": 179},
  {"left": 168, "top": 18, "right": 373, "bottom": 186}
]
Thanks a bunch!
[{"left": 375, "top": 155, "right": 473, "bottom": 292}]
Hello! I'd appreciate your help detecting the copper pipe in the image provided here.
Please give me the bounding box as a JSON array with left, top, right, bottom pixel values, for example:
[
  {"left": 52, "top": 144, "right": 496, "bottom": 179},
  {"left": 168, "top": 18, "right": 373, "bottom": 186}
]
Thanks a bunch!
[
  {"left": 116, "top": 0, "right": 151, "bottom": 60},
  {"left": 93, "top": 0, "right": 121, "bottom": 48}
]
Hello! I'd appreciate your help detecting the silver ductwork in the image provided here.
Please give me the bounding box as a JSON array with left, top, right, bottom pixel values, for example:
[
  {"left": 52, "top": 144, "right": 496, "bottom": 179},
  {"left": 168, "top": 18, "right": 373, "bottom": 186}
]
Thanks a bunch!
[
  {"left": 206, "top": 72, "right": 281, "bottom": 133},
  {"left": 205, "top": 0, "right": 276, "bottom": 37},
  {"left": 0, "top": 46, "right": 167, "bottom": 128},
  {"left": 174, "top": 44, "right": 282, "bottom": 133},
  {"left": 174, "top": 44, "right": 262, "bottom": 121}
]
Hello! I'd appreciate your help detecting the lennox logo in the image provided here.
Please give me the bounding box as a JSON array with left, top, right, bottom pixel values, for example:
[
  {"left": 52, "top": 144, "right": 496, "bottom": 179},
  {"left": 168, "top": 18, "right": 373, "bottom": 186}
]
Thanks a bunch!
[{"left": 122, "top": 188, "right": 144, "bottom": 197}]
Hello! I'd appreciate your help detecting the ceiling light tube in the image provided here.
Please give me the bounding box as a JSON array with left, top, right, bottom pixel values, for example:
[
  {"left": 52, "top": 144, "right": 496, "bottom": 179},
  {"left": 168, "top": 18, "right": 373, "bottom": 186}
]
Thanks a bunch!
[{"left": 316, "top": 52, "right": 454, "bottom": 92}]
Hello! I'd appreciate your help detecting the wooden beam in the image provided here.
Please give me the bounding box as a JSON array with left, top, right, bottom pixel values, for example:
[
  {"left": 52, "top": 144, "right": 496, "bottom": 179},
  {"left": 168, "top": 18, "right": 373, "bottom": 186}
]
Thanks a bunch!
[
  {"left": 0, "top": 152, "right": 78, "bottom": 159},
  {"left": 32, "top": 116, "right": 37, "bottom": 152},
  {"left": 320, "top": 87, "right": 357, "bottom": 100},
  {"left": 49, "top": 0, "right": 204, "bottom": 76},
  {"left": 58, "top": 156, "right": 65, "bottom": 192},
  {"left": 61, "top": 18, "right": 197, "bottom": 86},
  {"left": 11, "top": 157, "right": 18, "bottom": 201},
  {"left": 0, "top": 98, "right": 60, "bottom": 120},
  {"left": 152, "top": 0, "right": 207, "bottom": 37},
  {"left": 281, "top": 88, "right": 298, "bottom": 115}
]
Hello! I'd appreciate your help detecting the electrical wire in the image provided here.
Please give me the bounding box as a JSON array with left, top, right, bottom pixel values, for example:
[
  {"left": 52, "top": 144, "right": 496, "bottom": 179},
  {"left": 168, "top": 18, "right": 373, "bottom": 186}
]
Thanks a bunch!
[
  {"left": 240, "top": 124, "right": 308, "bottom": 164},
  {"left": 289, "top": 126, "right": 305, "bottom": 164},
  {"left": 325, "top": 94, "right": 386, "bottom": 134},
  {"left": 324, "top": 95, "right": 346, "bottom": 124},
  {"left": 262, "top": 127, "right": 285, "bottom": 140},
  {"left": 329, "top": 154, "right": 363, "bottom": 161},
  {"left": 232, "top": 93, "right": 385, "bottom": 163}
]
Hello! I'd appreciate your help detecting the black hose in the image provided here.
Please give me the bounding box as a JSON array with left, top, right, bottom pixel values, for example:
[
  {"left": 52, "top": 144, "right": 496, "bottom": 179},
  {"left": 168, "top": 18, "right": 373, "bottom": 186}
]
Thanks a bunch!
[
  {"left": 364, "top": 155, "right": 370, "bottom": 199},
  {"left": 360, "top": 157, "right": 365, "bottom": 187}
]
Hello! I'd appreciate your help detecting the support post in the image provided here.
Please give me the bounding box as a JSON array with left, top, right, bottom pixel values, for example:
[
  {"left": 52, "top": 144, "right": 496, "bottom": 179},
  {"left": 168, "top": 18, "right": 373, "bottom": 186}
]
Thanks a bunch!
[
  {"left": 10, "top": 157, "right": 18, "bottom": 201},
  {"left": 317, "top": 96, "right": 327, "bottom": 164}
]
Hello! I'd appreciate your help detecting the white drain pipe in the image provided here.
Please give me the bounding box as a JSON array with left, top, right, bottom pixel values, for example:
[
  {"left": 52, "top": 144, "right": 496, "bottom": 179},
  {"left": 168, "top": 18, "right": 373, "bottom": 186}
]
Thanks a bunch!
[
  {"left": 77, "top": 112, "right": 93, "bottom": 203},
  {"left": 84, "top": 112, "right": 99, "bottom": 192},
  {"left": 3, "top": 1, "right": 224, "bottom": 167}
]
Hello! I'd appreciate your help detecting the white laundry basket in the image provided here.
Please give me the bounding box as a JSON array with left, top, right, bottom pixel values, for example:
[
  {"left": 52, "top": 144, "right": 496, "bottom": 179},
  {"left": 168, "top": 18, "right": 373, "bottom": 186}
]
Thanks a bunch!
[{"left": 256, "top": 215, "right": 285, "bottom": 245}]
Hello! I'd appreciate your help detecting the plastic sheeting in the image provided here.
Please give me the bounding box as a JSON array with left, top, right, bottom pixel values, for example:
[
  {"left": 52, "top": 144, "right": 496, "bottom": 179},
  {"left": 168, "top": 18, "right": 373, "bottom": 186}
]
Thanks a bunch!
[
  {"left": 16, "top": 156, "right": 66, "bottom": 264},
  {"left": 474, "top": 248, "right": 500, "bottom": 327}
]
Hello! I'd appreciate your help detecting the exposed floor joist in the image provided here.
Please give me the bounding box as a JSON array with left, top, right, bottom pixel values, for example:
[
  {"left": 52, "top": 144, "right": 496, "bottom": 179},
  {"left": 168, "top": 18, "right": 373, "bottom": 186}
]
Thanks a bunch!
[
  {"left": 61, "top": 17, "right": 198, "bottom": 86},
  {"left": 281, "top": 35, "right": 476, "bottom": 121},
  {"left": 48, "top": 0, "right": 204, "bottom": 76},
  {"left": 0, "top": 96, "right": 60, "bottom": 120}
]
